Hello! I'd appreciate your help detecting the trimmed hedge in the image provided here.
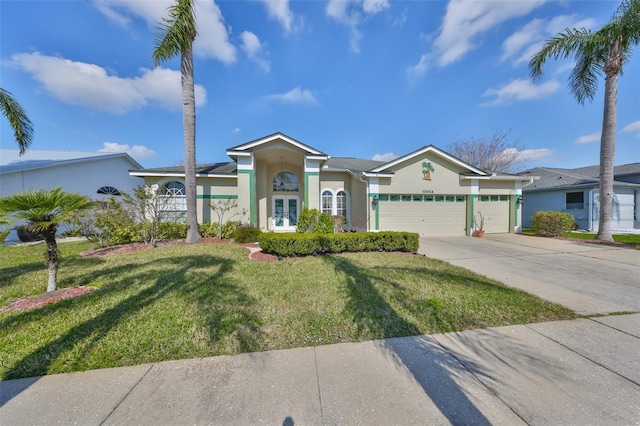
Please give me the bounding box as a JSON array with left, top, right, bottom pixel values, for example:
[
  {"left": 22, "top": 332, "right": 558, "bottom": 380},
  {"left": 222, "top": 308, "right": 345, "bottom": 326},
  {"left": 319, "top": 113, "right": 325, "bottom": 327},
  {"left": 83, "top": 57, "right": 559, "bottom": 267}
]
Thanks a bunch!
[
  {"left": 531, "top": 211, "right": 575, "bottom": 237},
  {"left": 258, "top": 231, "right": 419, "bottom": 257}
]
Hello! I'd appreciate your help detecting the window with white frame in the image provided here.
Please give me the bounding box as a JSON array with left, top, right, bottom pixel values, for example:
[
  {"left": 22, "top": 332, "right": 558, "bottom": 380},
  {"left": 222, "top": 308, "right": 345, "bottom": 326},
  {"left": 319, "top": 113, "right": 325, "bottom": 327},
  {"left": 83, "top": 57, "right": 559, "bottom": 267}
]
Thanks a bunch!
[
  {"left": 336, "top": 191, "right": 347, "bottom": 218},
  {"left": 322, "top": 190, "right": 333, "bottom": 215},
  {"left": 320, "top": 189, "right": 350, "bottom": 219},
  {"left": 161, "top": 181, "right": 187, "bottom": 215}
]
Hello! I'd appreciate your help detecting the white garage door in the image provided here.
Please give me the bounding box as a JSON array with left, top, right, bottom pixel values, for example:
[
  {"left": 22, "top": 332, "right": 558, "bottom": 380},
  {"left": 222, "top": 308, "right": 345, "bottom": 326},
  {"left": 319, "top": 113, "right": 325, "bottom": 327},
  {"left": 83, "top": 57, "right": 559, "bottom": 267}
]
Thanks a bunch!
[
  {"left": 379, "top": 194, "right": 467, "bottom": 236},
  {"left": 475, "top": 195, "right": 510, "bottom": 233}
]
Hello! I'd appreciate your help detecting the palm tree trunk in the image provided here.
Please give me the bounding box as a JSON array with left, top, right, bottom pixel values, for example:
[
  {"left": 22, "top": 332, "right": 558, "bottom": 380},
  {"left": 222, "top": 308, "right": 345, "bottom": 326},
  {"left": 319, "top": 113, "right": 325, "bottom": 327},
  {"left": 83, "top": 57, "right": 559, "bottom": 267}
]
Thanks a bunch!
[
  {"left": 182, "top": 45, "right": 201, "bottom": 244},
  {"left": 44, "top": 235, "right": 59, "bottom": 292},
  {"left": 596, "top": 43, "right": 620, "bottom": 242}
]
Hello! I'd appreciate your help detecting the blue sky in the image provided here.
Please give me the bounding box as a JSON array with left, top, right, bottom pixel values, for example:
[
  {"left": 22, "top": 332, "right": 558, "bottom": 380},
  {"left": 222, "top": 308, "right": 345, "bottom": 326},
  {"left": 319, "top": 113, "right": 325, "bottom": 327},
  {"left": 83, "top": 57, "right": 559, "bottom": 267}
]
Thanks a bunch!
[{"left": 1, "top": 0, "right": 639, "bottom": 170}]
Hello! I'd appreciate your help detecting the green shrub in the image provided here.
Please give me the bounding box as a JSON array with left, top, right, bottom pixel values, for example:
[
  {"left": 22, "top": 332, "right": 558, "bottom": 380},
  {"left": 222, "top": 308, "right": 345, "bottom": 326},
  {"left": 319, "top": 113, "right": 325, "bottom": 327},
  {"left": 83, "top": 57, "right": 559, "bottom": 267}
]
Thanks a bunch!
[
  {"left": 157, "top": 222, "right": 188, "bottom": 240},
  {"left": 233, "top": 226, "right": 262, "bottom": 243},
  {"left": 296, "top": 209, "right": 334, "bottom": 234},
  {"left": 221, "top": 221, "right": 239, "bottom": 239},
  {"left": 258, "top": 231, "right": 419, "bottom": 257},
  {"left": 199, "top": 222, "right": 220, "bottom": 238},
  {"left": 531, "top": 211, "right": 575, "bottom": 237}
]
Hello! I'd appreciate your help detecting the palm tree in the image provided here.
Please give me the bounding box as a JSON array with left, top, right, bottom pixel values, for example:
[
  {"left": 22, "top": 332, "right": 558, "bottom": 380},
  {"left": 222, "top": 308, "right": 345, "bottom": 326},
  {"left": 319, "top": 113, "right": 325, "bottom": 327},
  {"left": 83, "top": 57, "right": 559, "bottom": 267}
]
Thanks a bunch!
[
  {"left": 529, "top": 0, "right": 640, "bottom": 242},
  {"left": 0, "top": 187, "right": 93, "bottom": 292},
  {"left": 152, "top": 0, "right": 201, "bottom": 243},
  {"left": 1, "top": 88, "right": 34, "bottom": 155}
]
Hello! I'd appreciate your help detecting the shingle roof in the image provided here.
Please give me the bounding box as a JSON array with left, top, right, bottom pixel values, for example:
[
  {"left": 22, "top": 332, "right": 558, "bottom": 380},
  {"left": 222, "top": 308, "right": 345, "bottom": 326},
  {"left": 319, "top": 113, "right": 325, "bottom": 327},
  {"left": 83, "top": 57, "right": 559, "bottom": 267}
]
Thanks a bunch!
[
  {"left": 0, "top": 149, "right": 141, "bottom": 173},
  {"left": 131, "top": 162, "right": 237, "bottom": 175},
  {"left": 522, "top": 162, "right": 640, "bottom": 191},
  {"left": 324, "top": 157, "right": 386, "bottom": 174}
]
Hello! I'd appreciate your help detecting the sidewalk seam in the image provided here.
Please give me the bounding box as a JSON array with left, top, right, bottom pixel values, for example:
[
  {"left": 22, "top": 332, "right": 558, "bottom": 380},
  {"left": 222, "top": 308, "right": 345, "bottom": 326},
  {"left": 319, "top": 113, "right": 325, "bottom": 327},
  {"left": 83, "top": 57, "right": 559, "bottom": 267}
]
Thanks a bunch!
[
  {"left": 313, "top": 347, "right": 326, "bottom": 425},
  {"left": 524, "top": 322, "right": 640, "bottom": 387},
  {"left": 431, "top": 337, "right": 530, "bottom": 425},
  {"left": 99, "top": 363, "right": 155, "bottom": 426}
]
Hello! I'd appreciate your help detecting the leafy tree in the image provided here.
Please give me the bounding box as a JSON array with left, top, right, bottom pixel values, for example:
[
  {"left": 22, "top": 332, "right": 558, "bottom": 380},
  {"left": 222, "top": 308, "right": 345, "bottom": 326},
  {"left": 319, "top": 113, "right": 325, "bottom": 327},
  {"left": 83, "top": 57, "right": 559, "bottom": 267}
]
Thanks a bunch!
[
  {"left": 1, "top": 88, "right": 34, "bottom": 155},
  {"left": 529, "top": 0, "right": 640, "bottom": 242},
  {"left": 153, "top": 0, "right": 201, "bottom": 243},
  {"left": 447, "top": 130, "right": 525, "bottom": 173},
  {"left": 0, "top": 187, "right": 93, "bottom": 292},
  {"left": 122, "top": 185, "right": 186, "bottom": 247},
  {"left": 208, "top": 198, "right": 246, "bottom": 239}
]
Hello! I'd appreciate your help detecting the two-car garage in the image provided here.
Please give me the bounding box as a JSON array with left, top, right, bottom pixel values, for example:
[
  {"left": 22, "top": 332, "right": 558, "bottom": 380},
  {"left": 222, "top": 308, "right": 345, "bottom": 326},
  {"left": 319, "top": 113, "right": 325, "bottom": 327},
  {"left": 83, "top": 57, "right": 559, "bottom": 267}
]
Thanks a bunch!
[{"left": 378, "top": 193, "right": 468, "bottom": 236}]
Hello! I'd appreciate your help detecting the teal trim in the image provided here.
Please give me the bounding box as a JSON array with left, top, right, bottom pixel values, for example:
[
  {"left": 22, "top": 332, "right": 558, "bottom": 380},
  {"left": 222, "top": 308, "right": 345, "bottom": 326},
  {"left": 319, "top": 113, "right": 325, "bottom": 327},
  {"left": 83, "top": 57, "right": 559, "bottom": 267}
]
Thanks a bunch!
[
  {"left": 470, "top": 194, "right": 478, "bottom": 236},
  {"left": 304, "top": 171, "right": 319, "bottom": 209},
  {"left": 197, "top": 194, "right": 238, "bottom": 199},
  {"left": 369, "top": 193, "right": 379, "bottom": 231},
  {"left": 238, "top": 170, "right": 256, "bottom": 226}
]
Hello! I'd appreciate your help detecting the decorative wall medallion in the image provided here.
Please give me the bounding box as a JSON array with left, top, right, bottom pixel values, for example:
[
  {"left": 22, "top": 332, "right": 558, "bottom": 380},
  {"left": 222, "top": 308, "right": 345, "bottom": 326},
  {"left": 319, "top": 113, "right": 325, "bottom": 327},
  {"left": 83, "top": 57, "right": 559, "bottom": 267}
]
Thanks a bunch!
[{"left": 422, "top": 162, "right": 435, "bottom": 181}]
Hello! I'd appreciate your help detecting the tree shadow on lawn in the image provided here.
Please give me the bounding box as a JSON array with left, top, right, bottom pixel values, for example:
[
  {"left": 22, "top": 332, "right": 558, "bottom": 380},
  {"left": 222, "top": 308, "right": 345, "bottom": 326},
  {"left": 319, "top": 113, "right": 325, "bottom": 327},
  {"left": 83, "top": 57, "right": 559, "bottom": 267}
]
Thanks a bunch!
[
  {"left": 1, "top": 253, "right": 261, "bottom": 384},
  {"left": 322, "top": 254, "right": 494, "bottom": 425}
]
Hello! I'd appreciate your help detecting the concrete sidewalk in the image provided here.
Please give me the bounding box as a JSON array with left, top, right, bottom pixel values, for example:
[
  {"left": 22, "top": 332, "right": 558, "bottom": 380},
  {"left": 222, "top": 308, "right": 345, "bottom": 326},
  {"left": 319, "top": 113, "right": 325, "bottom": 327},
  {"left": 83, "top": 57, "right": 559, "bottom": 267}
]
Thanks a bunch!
[{"left": 2, "top": 314, "right": 639, "bottom": 425}]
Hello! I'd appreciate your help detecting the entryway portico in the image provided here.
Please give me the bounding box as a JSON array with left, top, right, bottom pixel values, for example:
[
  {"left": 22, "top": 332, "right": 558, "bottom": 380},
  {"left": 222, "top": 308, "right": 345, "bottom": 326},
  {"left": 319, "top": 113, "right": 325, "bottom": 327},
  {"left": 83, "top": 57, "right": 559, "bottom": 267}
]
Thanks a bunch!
[{"left": 226, "top": 133, "right": 328, "bottom": 232}]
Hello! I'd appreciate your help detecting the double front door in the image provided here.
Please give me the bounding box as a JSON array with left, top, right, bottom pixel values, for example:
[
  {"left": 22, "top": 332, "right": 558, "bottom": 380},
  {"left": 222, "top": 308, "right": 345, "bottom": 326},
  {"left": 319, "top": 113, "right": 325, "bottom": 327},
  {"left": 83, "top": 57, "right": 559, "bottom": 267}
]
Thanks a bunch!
[{"left": 273, "top": 196, "right": 298, "bottom": 231}]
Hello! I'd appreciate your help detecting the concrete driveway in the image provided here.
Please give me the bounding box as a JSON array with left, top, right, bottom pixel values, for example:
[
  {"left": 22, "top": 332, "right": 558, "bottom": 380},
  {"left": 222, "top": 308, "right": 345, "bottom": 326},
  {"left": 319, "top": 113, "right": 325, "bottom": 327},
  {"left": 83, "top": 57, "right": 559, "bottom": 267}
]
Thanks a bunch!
[{"left": 419, "top": 234, "right": 640, "bottom": 315}]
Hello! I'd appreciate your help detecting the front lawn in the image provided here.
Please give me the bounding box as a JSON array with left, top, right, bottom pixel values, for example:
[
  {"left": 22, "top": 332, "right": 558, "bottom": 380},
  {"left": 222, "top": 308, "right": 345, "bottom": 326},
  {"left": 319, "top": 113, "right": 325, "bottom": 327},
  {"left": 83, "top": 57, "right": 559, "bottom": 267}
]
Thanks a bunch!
[
  {"left": 522, "top": 228, "right": 640, "bottom": 248},
  {"left": 0, "top": 241, "right": 574, "bottom": 380}
]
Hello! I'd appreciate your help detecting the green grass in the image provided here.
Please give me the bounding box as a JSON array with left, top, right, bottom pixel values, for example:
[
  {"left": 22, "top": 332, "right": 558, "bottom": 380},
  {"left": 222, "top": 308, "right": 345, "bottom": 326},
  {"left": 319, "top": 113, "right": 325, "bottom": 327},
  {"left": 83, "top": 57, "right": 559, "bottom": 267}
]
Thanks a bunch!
[
  {"left": 522, "top": 228, "right": 640, "bottom": 248},
  {"left": 0, "top": 241, "right": 575, "bottom": 380}
]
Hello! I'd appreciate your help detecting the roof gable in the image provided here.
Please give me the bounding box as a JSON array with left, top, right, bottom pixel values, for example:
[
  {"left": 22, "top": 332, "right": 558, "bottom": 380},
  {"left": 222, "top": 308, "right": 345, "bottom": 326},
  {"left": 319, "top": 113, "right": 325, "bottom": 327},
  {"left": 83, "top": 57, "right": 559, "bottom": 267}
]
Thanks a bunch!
[
  {"left": 369, "top": 145, "right": 488, "bottom": 176},
  {"left": 227, "top": 132, "right": 328, "bottom": 157}
]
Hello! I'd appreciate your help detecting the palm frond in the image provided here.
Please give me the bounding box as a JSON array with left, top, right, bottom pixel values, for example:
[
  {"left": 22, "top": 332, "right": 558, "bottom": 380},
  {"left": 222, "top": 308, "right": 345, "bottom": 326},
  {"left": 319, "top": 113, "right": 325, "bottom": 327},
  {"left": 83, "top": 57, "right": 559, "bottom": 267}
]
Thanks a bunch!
[
  {"left": 529, "top": 28, "right": 594, "bottom": 80},
  {"left": 152, "top": 0, "right": 197, "bottom": 67},
  {"left": 0, "top": 187, "right": 93, "bottom": 230},
  {"left": 0, "top": 88, "right": 34, "bottom": 155}
]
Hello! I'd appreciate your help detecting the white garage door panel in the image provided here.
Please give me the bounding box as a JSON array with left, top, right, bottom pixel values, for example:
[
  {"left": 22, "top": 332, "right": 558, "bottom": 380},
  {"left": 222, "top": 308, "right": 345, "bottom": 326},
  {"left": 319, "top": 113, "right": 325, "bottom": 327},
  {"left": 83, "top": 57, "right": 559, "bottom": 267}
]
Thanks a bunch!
[
  {"left": 380, "top": 201, "right": 466, "bottom": 236},
  {"left": 476, "top": 200, "right": 510, "bottom": 233}
]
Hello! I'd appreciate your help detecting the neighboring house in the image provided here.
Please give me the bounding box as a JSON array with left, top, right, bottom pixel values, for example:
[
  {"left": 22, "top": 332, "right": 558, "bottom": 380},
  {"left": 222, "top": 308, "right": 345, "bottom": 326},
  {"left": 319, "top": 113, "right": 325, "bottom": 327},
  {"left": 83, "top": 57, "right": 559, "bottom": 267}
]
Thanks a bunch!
[
  {"left": 1, "top": 149, "right": 143, "bottom": 240},
  {"left": 130, "top": 132, "right": 531, "bottom": 237},
  {"left": 521, "top": 163, "right": 640, "bottom": 231}
]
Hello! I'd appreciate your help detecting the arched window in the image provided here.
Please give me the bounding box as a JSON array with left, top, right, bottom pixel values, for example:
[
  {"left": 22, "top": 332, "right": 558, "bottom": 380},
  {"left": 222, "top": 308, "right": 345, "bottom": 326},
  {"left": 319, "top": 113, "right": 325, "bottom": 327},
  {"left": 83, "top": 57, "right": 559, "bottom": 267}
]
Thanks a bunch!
[
  {"left": 336, "top": 191, "right": 347, "bottom": 218},
  {"left": 160, "top": 181, "right": 186, "bottom": 216},
  {"left": 97, "top": 186, "right": 121, "bottom": 196},
  {"left": 322, "top": 190, "right": 333, "bottom": 215},
  {"left": 162, "top": 181, "right": 186, "bottom": 196},
  {"left": 273, "top": 171, "right": 299, "bottom": 192}
]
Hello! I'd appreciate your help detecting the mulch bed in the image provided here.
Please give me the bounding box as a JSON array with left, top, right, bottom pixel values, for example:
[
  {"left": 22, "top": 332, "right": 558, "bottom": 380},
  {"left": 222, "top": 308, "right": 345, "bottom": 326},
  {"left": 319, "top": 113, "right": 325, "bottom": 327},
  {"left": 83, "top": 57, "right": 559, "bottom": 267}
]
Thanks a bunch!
[{"left": 1, "top": 286, "right": 98, "bottom": 313}]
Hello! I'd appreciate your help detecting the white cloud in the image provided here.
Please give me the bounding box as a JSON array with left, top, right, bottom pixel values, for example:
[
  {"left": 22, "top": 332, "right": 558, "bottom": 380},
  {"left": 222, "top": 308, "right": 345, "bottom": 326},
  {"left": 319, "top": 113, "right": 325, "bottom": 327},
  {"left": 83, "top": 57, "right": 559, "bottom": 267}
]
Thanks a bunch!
[
  {"left": 94, "top": 0, "right": 236, "bottom": 64},
  {"left": 392, "top": 9, "right": 408, "bottom": 28},
  {"left": 481, "top": 78, "right": 559, "bottom": 106},
  {"left": 10, "top": 52, "right": 207, "bottom": 114},
  {"left": 99, "top": 142, "right": 158, "bottom": 160},
  {"left": 232, "top": 127, "right": 241, "bottom": 134},
  {"left": 500, "top": 147, "right": 553, "bottom": 163},
  {"left": 372, "top": 152, "right": 399, "bottom": 162},
  {"left": 621, "top": 120, "right": 640, "bottom": 137},
  {"left": 240, "top": 31, "right": 270, "bottom": 72},
  {"left": 501, "top": 14, "right": 595, "bottom": 66},
  {"left": 435, "top": 0, "right": 546, "bottom": 67},
  {"left": 575, "top": 132, "right": 601, "bottom": 144},
  {"left": 264, "top": 87, "right": 318, "bottom": 105},
  {"left": 257, "top": 0, "right": 301, "bottom": 33},
  {"left": 326, "top": 0, "right": 390, "bottom": 53}
]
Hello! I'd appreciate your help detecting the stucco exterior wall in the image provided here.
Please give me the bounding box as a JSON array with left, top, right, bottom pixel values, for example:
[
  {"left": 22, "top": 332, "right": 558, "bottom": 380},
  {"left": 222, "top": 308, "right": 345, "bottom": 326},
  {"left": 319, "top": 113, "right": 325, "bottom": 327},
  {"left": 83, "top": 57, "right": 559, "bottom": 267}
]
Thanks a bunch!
[
  {"left": 379, "top": 154, "right": 471, "bottom": 195},
  {"left": 349, "top": 176, "right": 368, "bottom": 230},
  {"left": 478, "top": 181, "right": 517, "bottom": 195},
  {"left": 522, "top": 190, "right": 566, "bottom": 228}
]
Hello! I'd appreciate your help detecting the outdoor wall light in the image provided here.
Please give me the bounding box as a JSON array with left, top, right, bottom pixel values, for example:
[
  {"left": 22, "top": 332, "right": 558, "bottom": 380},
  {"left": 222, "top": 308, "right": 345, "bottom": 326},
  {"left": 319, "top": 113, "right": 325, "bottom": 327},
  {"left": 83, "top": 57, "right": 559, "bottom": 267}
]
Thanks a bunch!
[
  {"left": 371, "top": 196, "right": 379, "bottom": 209},
  {"left": 517, "top": 196, "right": 524, "bottom": 205}
]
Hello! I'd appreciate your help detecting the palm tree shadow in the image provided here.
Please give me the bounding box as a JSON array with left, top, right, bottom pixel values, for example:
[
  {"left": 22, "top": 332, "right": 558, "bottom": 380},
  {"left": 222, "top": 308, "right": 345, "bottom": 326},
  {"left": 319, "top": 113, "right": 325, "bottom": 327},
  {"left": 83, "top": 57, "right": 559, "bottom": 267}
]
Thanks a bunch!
[
  {"left": 322, "top": 254, "right": 492, "bottom": 425},
  {"left": 1, "top": 254, "right": 240, "bottom": 376}
]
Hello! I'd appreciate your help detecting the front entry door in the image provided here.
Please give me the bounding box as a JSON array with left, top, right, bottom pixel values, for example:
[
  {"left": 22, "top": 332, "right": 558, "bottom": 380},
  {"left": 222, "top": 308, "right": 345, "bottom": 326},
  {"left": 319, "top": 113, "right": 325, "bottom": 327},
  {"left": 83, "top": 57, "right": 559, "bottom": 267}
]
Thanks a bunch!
[{"left": 273, "top": 196, "right": 299, "bottom": 231}]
